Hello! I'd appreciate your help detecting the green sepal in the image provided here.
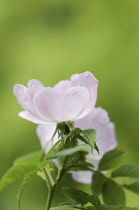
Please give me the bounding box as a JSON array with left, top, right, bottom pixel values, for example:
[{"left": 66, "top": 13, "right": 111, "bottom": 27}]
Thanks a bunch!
[
  {"left": 44, "top": 140, "right": 62, "bottom": 159},
  {"left": 68, "top": 161, "right": 94, "bottom": 171},
  {"left": 65, "top": 128, "right": 81, "bottom": 146},
  {"left": 39, "top": 140, "right": 63, "bottom": 169},
  {"left": 65, "top": 128, "right": 96, "bottom": 152},
  {"left": 80, "top": 129, "right": 96, "bottom": 152},
  {"left": 66, "top": 121, "right": 75, "bottom": 130},
  {"left": 94, "top": 142, "right": 100, "bottom": 154},
  {"left": 98, "top": 149, "right": 126, "bottom": 171}
]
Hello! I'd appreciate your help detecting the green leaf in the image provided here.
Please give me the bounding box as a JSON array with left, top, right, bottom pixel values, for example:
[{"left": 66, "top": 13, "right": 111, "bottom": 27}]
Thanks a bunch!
[
  {"left": 91, "top": 172, "right": 106, "bottom": 196},
  {"left": 63, "top": 187, "right": 90, "bottom": 206},
  {"left": 50, "top": 205, "right": 75, "bottom": 210},
  {"left": 123, "top": 181, "right": 139, "bottom": 194},
  {"left": 63, "top": 187, "right": 100, "bottom": 209},
  {"left": 98, "top": 149, "right": 126, "bottom": 171},
  {"left": 80, "top": 129, "right": 96, "bottom": 151},
  {"left": 58, "top": 202, "right": 74, "bottom": 206},
  {"left": 0, "top": 151, "right": 41, "bottom": 192},
  {"left": 0, "top": 164, "right": 36, "bottom": 192},
  {"left": 87, "top": 207, "right": 97, "bottom": 210},
  {"left": 100, "top": 205, "right": 139, "bottom": 210},
  {"left": 102, "top": 179, "right": 126, "bottom": 205},
  {"left": 112, "top": 164, "right": 139, "bottom": 179},
  {"left": 100, "top": 205, "right": 124, "bottom": 210},
  {"left": 45, "top": 145, "right": 89, "bottom": 160},
  {"left": 17, "top": 170, "right": 37, "bottom": 209},
  {"left": 14, "top": 151, "right": 42, "bottom": 165},
  {"left": 88, "top": 195, "right": 101, "bottom": 209}
]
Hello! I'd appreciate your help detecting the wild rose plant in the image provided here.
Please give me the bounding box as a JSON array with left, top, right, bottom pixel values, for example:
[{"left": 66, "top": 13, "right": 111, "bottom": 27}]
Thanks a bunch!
[{"left": 1, "top": 71, "right": 139, "bottom": 210}]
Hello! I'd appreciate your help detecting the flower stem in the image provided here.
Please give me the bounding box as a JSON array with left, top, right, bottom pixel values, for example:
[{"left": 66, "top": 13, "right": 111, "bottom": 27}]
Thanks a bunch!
[
  {"left": 45, "top": 185, "right": 56, "bottom": 210},
  {"left": 45, "top": 166, "right": 64, "bottom": 210}
]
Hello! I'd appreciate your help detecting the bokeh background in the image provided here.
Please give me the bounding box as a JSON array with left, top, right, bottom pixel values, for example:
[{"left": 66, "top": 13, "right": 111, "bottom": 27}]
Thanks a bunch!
[{"left": 0, "top": 0, "right": 139, "bottom": 209}]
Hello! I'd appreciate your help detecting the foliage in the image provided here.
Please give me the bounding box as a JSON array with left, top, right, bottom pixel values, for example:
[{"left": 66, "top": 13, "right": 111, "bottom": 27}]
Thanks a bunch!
[{"left": 1, "top": 124, "right": 139, "bottom": 210}]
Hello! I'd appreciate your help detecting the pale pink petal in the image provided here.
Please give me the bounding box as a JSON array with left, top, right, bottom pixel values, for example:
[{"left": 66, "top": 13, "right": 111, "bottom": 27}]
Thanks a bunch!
[
  {"left": 14, "top": 71, "right": 98, "bottom": 124},
  {"left": 71, "top": 72, "right": 98, "bottom": 118},
  {"left": 27, "top": 79, "right": 44, "bottom": 100},
  {"left": 78, "top": 72, "right": 98, "bottom": 117},
  {"left": 75, "top": 107, "right": 117, "bottom": 160},
  {"left": 70, "top": 74, "right": 80, "bottom": 86},
  {"left": 37, "top": 124, "right": 57, "bottom": 153},
  {"left": 13, "top": 84, "right": 38, "bottom": 117},
  {"left": 88, "top": 149, "right": 102, "bottom": 161},
  {"left": 71, "top": 171, "right": 92, "bottom": 184},
  {"left": 19, "top": 111, "right": 47, "bottom": 124},
  {"left": 75, "top": 108, "right": 109, "bottom": 130},
  {"left": 13, "top": 84, "right": 29, "bottom": 110},
  {"left": 87, "top": 153, "right": 100, "bottom": 167},
  {"left": 62, "top": 86, "right": 89, "bottom": 121},
  {"left": 74, "top": 111, "right": 93, "bottom": 130},
  {"left": 33, "top": 87, "right": 62, "bottom": 123},
  {"left": 91, "top": 107, "right": 109, "bottom": 125},
  {"left": 54, "top": 80, "right": 71, "bottom": 93},
  {"left": 96, "top": 122, "right": 117, "bottom": 154}
]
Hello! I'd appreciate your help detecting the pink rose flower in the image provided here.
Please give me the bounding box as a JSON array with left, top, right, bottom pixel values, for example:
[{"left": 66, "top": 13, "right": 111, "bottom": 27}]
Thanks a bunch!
[
  {"left": 13, "top": 71, "right": 98, "bottom": 124},
  {"left": 37, "top": 107, "right": 117, "bottom": 184}
]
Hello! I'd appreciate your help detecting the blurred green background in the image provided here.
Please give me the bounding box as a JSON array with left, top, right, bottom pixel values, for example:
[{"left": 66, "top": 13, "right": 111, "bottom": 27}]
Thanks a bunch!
[{"left": 0, "top": 0, "right": 139, "bottom": 209}]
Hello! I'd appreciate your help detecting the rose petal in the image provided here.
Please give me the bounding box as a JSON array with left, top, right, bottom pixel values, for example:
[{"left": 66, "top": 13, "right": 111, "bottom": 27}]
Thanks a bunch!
[
  {"left": 71, "top": 71, "right": 98, "bottom": 118},
  {"left": 33, "top": 87, "right": 62, "bottom": 123},
  {"left": 91, "top": 107, "right": 109, "bottom": 124},
  {"left": 19, "top": 111, "right": 48, "bottom": 124},
  {"left": 37, "top": 124, "right": 57, "bottom": 153},
  {"left": 75, "top": 108, "right": 117, "bottom": 159},
  {"left": 74, "top": 110, "right": 93, "bottom": 130},
  {"left": 14, "top": 84, "right": 39, "bottom": 117},
  {"left": 75, "top": 107, "right": 109, "bottom": 130},
  {"left": 13, "top": 84, "right": 28, "bottom": 110},
  {"left": 96, "top": 122, "right": 117, "bottom": 154},
  {"left": 27, "top": 79, "right": 44, "bottom": 100},
  {"left": 54, "top": 80, "right": 71, "bottom": 93},
  {"left": 70, "top": 74, "right": 80, "bottom": 86},
  {"left": 71, "top": 171, "right": 92, "bottom": 184},
  {"left": 62, "top": 86, "right": 89, "bottom": 121}
]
